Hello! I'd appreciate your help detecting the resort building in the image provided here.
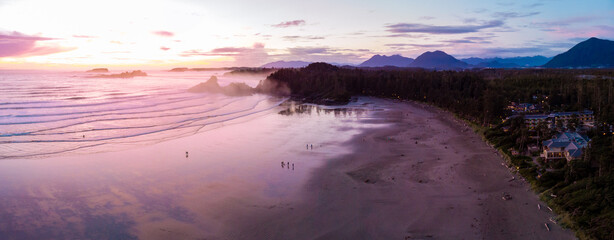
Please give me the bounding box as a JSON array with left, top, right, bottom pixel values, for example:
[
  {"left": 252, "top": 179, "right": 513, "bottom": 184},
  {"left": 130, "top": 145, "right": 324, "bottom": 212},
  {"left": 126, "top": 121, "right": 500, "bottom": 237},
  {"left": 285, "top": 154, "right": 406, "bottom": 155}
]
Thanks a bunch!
[
  {"left": 524, "top": 114, "right": 550, "bottom": 129},
  {"left": 521, "top": 110, "right": 594, "bottom": 129},
  {"left": 550, "top": 110, "right": 594, "bottom": 128},
  {"left": 542, "top": 132, "right": 590, "bottom": 162},
  {"left": 507, "top": 102, "right": 542, "bottom": 113}
]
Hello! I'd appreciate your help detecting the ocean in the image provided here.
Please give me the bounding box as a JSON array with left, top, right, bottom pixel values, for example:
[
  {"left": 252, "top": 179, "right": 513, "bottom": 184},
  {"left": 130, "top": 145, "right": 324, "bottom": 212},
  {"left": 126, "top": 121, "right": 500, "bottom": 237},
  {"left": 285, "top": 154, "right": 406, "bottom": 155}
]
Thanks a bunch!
[
  {"left": 0, "top": 70, "right": 378, "bottom": 239},
  {"left": 0, "top": 70, "right": 282, "bottom": 159}
]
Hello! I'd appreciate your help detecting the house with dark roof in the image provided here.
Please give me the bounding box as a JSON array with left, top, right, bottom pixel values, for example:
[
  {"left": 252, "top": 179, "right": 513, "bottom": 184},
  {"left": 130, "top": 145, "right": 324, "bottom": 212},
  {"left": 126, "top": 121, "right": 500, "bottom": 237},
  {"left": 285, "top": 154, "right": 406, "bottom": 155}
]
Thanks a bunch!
[{"left": 542, "top": 132, "right": 590, "bottom": 162}]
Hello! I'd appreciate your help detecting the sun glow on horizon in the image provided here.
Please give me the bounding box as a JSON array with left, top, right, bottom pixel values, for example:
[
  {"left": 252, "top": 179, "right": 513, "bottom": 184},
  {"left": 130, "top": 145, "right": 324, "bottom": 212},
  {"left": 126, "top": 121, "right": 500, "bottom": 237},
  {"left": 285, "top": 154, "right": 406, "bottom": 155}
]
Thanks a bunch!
[{"left": 0, "top": 0, "right": 613, "bottom": 69}]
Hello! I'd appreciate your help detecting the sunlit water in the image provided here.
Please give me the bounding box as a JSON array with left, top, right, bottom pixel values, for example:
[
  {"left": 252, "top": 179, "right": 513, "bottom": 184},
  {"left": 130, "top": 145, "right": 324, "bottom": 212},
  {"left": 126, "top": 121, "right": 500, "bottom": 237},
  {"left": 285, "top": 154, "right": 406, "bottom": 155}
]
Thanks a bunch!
[
  {"left": 0, "top": 70, "right": 279, "bottom": 159},
  {"left": 0, "top": 70, "right": 387, "bottom": 239}
]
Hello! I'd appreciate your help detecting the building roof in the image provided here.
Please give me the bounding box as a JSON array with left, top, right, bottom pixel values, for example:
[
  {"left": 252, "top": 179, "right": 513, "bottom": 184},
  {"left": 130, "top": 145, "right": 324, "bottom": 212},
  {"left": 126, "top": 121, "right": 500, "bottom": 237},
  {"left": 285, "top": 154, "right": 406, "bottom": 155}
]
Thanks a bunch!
[
  {"left": 549, "top": 110, "right": 594, "bottom": 118},
  {"left": 568, "top": 148, "right": 583, "bottom": 158},
  {"left": 525, "top": 114, "right": 549, "bottom": 120},
  {"left": 543, "top": 132, "right": 590, "bottom": 159},
  {"left": 554, "top": 132, "right": 589, "bottom": 147},
  {"left": 543, "top": 140, "right": 569, "bottom": 149}
]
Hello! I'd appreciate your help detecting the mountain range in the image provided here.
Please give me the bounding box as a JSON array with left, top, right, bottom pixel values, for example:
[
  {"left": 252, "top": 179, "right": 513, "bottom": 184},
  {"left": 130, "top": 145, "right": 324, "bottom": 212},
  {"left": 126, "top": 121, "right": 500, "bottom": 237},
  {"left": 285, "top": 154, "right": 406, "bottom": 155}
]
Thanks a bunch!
[
  {"left": 461, "top": 56, "right": 551, "bottom": 68},
  {"left": 259, "top": 37, "right": 614, "bottom": 70}
]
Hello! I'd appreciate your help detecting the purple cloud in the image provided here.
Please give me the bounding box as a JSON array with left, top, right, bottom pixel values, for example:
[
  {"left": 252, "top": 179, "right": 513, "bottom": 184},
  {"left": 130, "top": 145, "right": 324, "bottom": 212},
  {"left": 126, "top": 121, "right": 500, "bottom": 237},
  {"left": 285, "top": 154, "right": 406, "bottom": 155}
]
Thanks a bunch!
[
  {"left": 160, "top": 46, "right": 170, "bottom": 51},
  {"left": 385, "top": 43, "right": 448, "bottom": 48},
  {"left": 153, "top": 31, "right": 174, "bottom": 37},
  {"left": 210, "top": 47, "right": 249, "bottom": 54},
  {"left": 271, "top": 46, "right": 367, "bottom": 64},
  {"left": 385, "top": 20, "right": 503, "bottom": 34},
  {"left": 288, "top": 47, "right": 329, "bottom": 55},
  {"left": 0, "top": 31, "right": 73, "bottom": 57},
  {"left": 282, "top": 35, "right": 325, "bottom": 41},
  {"left": 272, "top": 20, "right": 306, "bottom": 28},
  {"left": 180, "top": 43, "right": 269, "bottom": 66}
]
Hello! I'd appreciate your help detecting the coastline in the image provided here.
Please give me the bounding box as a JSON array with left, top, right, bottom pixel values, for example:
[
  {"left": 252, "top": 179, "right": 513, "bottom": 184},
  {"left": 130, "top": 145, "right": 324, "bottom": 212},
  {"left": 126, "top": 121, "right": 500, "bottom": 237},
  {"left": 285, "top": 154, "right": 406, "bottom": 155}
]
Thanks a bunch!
[{"left": 230, "top": 98, "right": 575, "bottom": 239}]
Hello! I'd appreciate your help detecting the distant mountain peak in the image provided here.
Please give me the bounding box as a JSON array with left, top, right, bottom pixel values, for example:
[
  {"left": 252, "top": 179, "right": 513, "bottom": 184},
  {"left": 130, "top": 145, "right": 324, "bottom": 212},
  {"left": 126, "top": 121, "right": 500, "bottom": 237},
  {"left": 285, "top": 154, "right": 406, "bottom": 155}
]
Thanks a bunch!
[
  {"left": 544, "top": 37, "right": 614, "bottom": 68},
  {"left": 409, "top": 50, "right": 469, "bottom": 70},
  {"left": 358, "top": 54, "right": 413, "bottom": 67}
]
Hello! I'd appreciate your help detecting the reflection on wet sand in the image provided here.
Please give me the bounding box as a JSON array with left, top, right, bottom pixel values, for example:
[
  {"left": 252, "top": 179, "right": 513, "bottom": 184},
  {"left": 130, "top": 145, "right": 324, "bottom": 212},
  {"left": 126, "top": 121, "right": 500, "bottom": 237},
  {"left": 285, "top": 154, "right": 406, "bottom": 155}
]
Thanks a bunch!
[
  {"left": 0, "top": 98, "right": 377, "bottom": 239},
  {"left": 278, "top": 101, "right": 368, "bottom": 117}
]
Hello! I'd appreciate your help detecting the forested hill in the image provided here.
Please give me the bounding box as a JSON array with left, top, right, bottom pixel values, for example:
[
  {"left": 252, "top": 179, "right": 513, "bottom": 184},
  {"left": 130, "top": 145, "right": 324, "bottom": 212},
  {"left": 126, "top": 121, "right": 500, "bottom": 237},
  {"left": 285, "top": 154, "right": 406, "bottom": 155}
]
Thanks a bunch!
[{"left": 259, "top": 62, "right": 614, "bottom": 124}]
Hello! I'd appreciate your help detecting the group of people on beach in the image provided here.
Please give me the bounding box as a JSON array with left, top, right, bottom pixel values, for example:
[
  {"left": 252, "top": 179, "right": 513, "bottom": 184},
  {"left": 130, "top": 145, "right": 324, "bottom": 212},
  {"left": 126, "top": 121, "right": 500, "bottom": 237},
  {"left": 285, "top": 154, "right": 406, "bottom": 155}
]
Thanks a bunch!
[{"left": 281, "top": 161, "right": 294, "bottom": 170}]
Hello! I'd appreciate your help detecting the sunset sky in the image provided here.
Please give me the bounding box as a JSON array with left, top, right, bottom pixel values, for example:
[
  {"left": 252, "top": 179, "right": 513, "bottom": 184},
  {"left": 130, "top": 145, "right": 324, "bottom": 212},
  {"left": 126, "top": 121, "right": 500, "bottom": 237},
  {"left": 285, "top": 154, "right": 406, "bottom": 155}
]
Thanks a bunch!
[{"left": 0, "top": 0, "right": 613, "bottom": 69}]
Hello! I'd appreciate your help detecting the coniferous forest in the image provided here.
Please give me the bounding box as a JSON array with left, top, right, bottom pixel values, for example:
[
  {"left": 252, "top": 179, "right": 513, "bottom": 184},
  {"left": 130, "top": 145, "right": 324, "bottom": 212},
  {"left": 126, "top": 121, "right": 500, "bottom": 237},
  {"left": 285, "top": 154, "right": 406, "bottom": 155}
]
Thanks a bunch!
[{"left": 259, "top": 63, "right": 614, "bottom": 239}]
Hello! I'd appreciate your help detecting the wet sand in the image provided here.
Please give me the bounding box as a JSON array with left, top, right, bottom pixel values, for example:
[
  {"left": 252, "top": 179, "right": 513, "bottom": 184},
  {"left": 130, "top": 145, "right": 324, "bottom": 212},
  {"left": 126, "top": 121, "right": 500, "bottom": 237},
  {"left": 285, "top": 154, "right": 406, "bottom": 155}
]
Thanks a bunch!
[
  {"left": 0, "top": 99, "right": 373, "bottom": 239},
  {"left": 230, "top": 99, "right": 575, "bottom": 240},
  {"left": 0, "top": 98, "right": 576, "bottom": 239}
]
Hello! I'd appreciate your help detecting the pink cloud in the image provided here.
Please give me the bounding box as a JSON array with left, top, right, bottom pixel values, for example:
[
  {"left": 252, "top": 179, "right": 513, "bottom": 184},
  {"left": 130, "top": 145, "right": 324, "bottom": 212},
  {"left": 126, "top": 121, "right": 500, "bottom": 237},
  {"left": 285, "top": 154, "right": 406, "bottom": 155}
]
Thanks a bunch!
[
  {"left": 545, "top": 25, "right": 614, "bottom": 39},
  {"left": 153, "top": 31, "right": 174, "bottom": 37},
  {"left": 272, "top": 20, "right": 306, "bottom": 28},
  {"left": 160, "top": 46, "right": 170, "bottom": 51},
  {"left": 72, "top": 35, "right": 97, "bottom": 38},
  {"left": 180, "top": 43, "right": 269, "bottom": 66},
  {"left": 0, "top": 31, "right": 74, "bottom": 57}
]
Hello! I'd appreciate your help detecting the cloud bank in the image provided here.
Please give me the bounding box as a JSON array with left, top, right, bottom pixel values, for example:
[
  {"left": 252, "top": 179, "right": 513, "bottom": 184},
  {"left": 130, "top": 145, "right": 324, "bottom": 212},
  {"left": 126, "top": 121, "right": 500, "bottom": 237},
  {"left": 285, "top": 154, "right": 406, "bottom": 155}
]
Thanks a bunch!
[
  {"left": 385, "top": 20, "right": 503, "bottom": 34},
  {"left": 0, "top": 31, "right": 73, "bottom": 58}
]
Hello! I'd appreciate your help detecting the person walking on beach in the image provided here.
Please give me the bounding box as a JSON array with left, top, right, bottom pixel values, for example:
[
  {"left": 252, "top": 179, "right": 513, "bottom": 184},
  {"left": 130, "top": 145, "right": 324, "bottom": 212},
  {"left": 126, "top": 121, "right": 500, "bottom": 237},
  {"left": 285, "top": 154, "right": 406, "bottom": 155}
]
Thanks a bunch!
[
  {"left": 186, "top": 151, "right": 189, "bottom": 158},
  {"left": 281, "top": 162, "right": 285, "bottom": 168},
  {"left": 310, "top": 144, "right": 313, "bottom": 149}
]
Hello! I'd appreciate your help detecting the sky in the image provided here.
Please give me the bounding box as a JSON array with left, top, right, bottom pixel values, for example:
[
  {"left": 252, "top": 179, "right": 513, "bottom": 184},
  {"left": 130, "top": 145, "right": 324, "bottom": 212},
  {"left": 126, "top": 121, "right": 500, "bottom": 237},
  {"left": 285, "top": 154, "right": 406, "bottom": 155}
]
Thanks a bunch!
[{"left": 0, "top": 0, "right": 613, "bottom": 69}]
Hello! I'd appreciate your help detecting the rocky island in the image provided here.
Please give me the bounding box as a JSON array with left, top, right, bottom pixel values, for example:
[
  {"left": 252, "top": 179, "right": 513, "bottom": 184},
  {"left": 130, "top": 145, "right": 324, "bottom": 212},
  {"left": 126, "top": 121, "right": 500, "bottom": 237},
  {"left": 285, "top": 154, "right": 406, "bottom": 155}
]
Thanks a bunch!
[
  {"left": 85, "top": 68, "right": 109, "bottom": 73},
  {"left": 87, "top": 70, "right": 147, "bottom": 78},
  {"left": 188, "top": 76, "right": 254, "bottom": 96}
]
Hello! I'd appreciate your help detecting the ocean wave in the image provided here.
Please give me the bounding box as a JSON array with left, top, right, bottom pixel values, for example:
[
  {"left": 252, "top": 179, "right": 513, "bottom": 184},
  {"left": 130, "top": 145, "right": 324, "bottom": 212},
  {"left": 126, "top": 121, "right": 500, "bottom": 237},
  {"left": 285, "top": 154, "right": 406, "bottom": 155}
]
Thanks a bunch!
[{"left": 0, "top": 97, "right": 287, "bottom": 159}]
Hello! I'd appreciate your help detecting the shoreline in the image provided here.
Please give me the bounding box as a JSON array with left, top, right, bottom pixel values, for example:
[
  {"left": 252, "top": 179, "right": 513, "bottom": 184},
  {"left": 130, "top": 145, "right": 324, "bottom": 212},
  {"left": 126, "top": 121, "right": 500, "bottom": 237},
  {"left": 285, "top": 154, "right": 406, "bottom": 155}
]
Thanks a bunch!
[{"left": 230, "top": 98, "right": 575, "bottom": 239}]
